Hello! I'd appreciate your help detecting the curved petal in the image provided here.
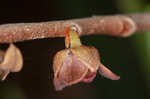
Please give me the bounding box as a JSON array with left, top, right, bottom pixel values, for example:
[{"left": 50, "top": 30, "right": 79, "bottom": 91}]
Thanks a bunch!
[
  {"left": 54, "top": 54, "right": 88, "bottom": 91},
  {"left": 82, "top": 71, "right": 96, "bottom": 83},
  {"left": 53, "top": 49, "right": 69, "bottom": 77},
  {"left": 71, "top": 46, "right": 100, "bottom": 72},
  {"left": 99, "top": 64, "right": 120, "bottom": 80},
  {"left": 0, "top": 44, "right": 23, "bottom": 72}
]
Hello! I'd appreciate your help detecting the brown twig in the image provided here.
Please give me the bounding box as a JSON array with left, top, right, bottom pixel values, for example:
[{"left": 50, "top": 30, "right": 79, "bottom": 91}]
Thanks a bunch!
[{"left": 0, "top": 13, "right": 149, "bottom": 43}]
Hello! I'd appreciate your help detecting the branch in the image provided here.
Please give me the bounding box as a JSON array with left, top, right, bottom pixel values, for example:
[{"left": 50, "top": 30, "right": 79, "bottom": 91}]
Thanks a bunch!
[{"left": 0, "top": 13, "right": 149, "bottom": 43}]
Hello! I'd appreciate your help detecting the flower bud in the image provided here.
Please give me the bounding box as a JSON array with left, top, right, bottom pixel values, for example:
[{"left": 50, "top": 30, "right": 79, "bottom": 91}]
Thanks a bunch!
[{"left": 53, "top": 26, "right": 120, "bottom": 91}]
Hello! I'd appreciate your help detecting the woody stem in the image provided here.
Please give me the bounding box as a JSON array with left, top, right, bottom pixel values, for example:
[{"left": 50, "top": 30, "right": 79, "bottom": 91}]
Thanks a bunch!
[{"left": 0, "top": 13, "right": 149, "bottom": 43}]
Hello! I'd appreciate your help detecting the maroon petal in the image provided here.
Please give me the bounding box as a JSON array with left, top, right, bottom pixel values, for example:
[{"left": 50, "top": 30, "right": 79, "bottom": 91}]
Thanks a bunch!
[
  {"left": 99, "top": 64, "right": 120, "bottom": 80},
  {"left": 82, "top": 71, "right": 96, "bottom": 83},
  {"left": 54, "top": 54, "right": 88, "bottom": 91}
]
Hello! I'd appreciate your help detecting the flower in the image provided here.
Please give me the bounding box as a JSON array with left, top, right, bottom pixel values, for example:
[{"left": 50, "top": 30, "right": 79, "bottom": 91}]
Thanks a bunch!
[
  {"left": 0, "top": 44, "right": 23, "bottom": 80},
  {"left": 53, "top": 26, "right": 120, "bottom": 91},
  {"left": 53, "top": 45, "right": 120, "bottom": 91}
]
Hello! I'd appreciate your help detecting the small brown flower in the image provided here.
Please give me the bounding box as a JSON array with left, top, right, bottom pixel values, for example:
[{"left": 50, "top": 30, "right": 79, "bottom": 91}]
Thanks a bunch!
[
  {"left": 0, "top": 44, "right": 23, "bottom": 80},
  {"left": 53, "top": 26, "right": 120, "bottom": 91}
]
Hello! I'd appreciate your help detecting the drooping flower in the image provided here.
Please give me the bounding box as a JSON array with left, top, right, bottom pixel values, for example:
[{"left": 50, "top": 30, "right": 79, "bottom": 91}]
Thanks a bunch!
[
  {"left": 53, "top": 26, "right": 120, "bottom": 91},
  {"left": 0, "top": 44, "right": 23, "bottom": 80}
]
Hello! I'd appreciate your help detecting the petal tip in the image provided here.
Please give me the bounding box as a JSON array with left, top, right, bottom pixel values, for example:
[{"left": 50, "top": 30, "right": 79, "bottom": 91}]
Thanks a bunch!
[
  {"left": 110, "top": 75, "right": 120, "bottom": 80},
  {"left": 54, "top": 78, "right": 65, "bottom": 91},
  {"left": 99, "top": 64, "right": 120, "bottom": 80}
]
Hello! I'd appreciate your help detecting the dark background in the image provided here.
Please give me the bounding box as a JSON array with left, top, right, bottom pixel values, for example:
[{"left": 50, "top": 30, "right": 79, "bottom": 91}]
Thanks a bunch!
[{"left": 0, "top": 0, "right": 150, "bottom": 99}]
